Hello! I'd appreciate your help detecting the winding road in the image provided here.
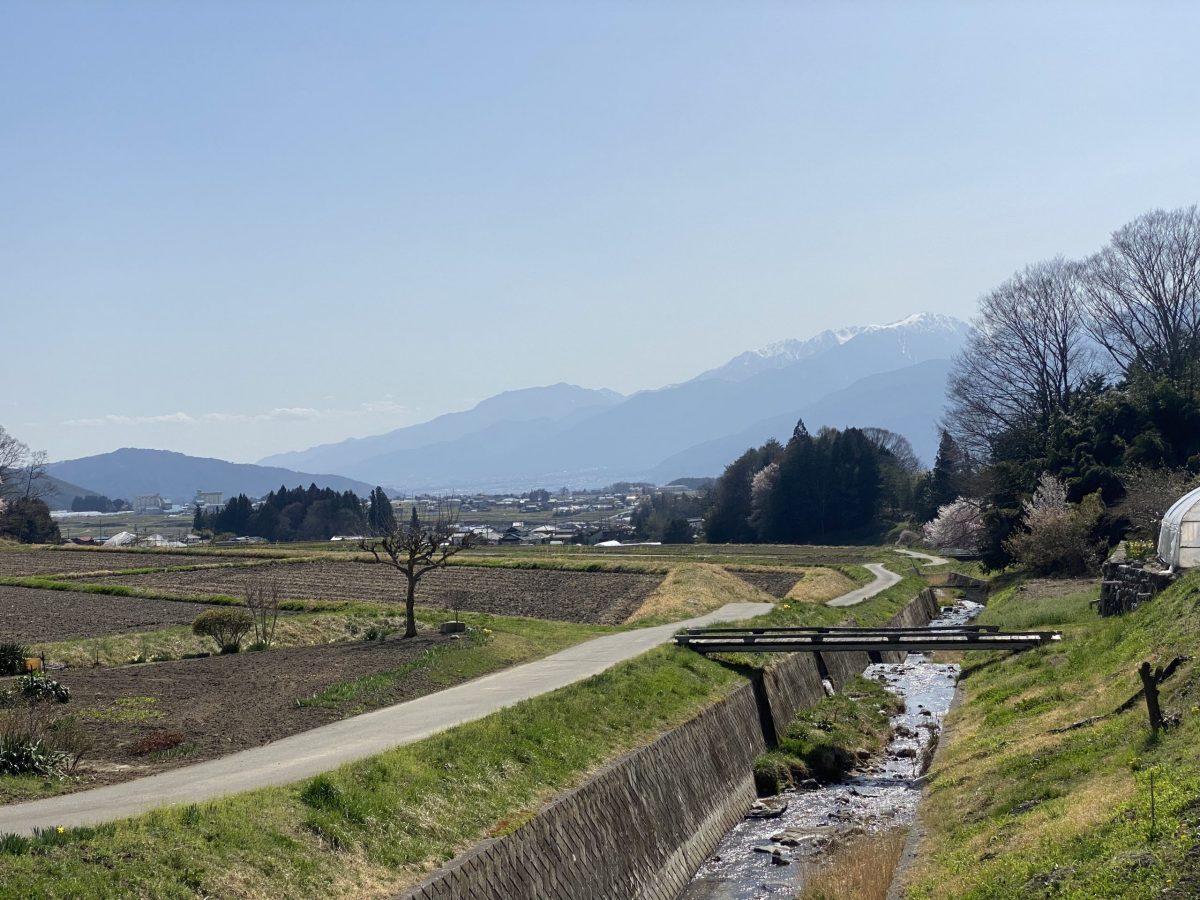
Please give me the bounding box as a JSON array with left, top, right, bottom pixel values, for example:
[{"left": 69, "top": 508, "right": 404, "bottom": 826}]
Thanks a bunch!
[
  {"left": 826, "top": 562, "right": 903, "bottom": 607},
  {"left": 892, "top": 547, "right": 952, "bottom": 566}
]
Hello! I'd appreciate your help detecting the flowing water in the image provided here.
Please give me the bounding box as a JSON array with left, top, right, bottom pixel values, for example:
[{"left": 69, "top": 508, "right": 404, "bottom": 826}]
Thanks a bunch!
[{"left": 682, "top": 599, "right": 983, "bottom": 899}]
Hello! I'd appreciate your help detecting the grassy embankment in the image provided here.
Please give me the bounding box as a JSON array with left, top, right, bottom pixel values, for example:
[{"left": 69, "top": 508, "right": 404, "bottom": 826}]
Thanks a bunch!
[
  {"left": 902, "top": 573, "right": 1200, "bottom": 898},
  {"left": 0, "top": 560, "right": 924, "bottom": 898}
]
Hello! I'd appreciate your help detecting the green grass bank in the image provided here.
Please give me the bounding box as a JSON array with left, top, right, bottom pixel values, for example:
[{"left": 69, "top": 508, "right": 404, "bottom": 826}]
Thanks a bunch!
[{"left": 902, "top": 573, "right": 1200, "bottom": 898}]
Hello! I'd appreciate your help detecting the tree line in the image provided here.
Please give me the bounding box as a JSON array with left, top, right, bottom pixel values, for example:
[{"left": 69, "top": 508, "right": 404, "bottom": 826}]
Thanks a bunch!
[
  {"left": 194, "top": 484, "right": 392, "bottom": 542},
  {"left": 938, "top": 203, "right": 1200, "bottom": 571},
  {"left": 70, "top": 495, "right": 128, "bottom": 513}
]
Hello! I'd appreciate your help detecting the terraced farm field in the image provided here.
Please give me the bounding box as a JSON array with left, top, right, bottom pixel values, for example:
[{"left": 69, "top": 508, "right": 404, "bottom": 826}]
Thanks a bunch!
[
  {"left": 0, "top": 549, "right": 245, "bottom": 577},
  {"left": 0, "top": 585, "right": 220, "bottom": 643},
  {"left": 90, "top": 560, "right": 664, "bottom": 624},
  {"left": 462, "top": 542, "right": 879, "bottom": 568}
]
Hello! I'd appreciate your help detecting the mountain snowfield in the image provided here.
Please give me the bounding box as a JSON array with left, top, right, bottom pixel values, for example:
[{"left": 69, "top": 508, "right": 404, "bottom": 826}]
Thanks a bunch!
[
  {"left": 260, "top": 312, "right": 969, "bottom": 491},
  {"left": 692, "top": 312, "right": 971, "bottom": 382}
]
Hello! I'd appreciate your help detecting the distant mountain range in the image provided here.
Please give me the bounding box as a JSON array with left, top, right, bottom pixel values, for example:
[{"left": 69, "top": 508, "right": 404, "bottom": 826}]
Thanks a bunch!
[
  {"left": 261, "top": 383, "right": 624, "bottom": 477},
  {"left": 45, "top": 313, "right": 967, "bottom": 500},
  {"left": 45, "top": 448, "right": 374, "bottom": 508},
  {"left": 262, "top": 312, "right": 968, "bottom": 491}
]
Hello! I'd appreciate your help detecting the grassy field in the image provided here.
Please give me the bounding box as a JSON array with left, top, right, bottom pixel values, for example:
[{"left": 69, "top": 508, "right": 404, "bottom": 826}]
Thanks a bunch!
[
  {"left": 0, "top": 559, "right": 922, "bottom": 898},
  {"left": 901, "top": 573, "right": 1200, "bottom": 898}
]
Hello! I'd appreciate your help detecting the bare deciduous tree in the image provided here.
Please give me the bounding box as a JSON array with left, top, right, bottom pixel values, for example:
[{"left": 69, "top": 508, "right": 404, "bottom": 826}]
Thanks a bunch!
[
  {"left": 245, "top": 580, "right": 281, "bottom": 647},
  {"left": 860, "top": 427, "right": 921, "bottom": 473},
  {"left": 946, "top": 257, "right": 1098, "bottom": 456},
  {"left": 1117, "top": 467, "right": 1200, "bottom": 539},
  {"left": 359, "top": 512, "right": 475, "bottom": 638},
  {"left": 0, "top": 427, "right": 51, "bottom": 502},
  {"left": 1084, "top": 205, "right": 1200, "bottom": 387}
]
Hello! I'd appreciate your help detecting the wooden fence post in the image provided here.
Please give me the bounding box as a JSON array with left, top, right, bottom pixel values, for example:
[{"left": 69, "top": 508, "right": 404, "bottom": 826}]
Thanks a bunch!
[{"left": 1138, "top": 661, "right": 1163, "bottom": 733}]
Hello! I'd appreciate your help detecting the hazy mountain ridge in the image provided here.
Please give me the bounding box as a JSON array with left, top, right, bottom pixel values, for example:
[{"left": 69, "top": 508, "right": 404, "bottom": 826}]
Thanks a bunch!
[
  {"left": 46, "top": 448, "right": 374, "bottom": 507},
  {"left": 53, "top": 314, "right": 967, "bottom": 497},
  {"left": 280, "top": 313, "right": 966, "bottom": 490},
  {"left": 259, "top": 383, "right": 622, "bottom": 474}
]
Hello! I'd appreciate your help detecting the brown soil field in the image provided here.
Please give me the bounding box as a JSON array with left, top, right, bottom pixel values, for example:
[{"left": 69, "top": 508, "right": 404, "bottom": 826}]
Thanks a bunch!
[
  {"left": 0, "top": 585, "right": 218, "bottom": 644},
  {"left": 90, "top": 561, "right": 663, "bottom": 624},
  {"left": 40, "top": 632, "right": 458, "bottom": 789},
  {"left": 0, "top": 550, "right": 243, "bottom": 578},
  {"left": 731, "top": 571, "right": 802, "bottom": 597}
]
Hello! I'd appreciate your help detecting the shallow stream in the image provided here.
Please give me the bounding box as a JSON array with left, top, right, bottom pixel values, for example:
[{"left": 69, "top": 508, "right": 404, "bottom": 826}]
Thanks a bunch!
[{"left": 682, "top": 599, "right": 982, "bottom": 899}]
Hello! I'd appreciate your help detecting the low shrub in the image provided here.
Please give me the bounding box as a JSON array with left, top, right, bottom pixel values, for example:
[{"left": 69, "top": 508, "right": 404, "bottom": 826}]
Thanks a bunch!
[
  {"left": 18, "top": 672, "right": 70, "bottom": 704},
  {"left": 364, "top": 624, "right": 393, "bottom": 642},
  {"left": 0, "top": 642, "right": 30, "bottom": 676},
  {"left": 0, "top": 671, "right": 84, "bottom": 778},
  {"left": 0, "top": 734, "right": 68, "bottom": 777},
  {"left": 191, "top": 608, "right": 253, "bottom": 654}
]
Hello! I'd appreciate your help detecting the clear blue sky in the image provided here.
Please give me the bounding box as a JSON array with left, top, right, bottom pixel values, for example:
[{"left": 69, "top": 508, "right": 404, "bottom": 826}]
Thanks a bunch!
[{"left": 4, "top": 1, "right": 1200, "bottom": 463}]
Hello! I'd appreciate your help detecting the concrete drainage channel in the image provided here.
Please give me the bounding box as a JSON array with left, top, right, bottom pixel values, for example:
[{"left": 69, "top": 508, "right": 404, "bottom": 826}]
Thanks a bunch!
[
  {"left": 400, "top": 590, "right": 943, "bottom": 900},
  {"left": 680, "top": 600, "right": 982, "bottom": 899}
]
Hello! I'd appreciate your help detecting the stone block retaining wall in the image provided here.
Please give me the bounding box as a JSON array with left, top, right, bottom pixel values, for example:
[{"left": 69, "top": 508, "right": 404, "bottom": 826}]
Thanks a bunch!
[{"left": 400, "top": 589, "right": 939, "bottom": 900}]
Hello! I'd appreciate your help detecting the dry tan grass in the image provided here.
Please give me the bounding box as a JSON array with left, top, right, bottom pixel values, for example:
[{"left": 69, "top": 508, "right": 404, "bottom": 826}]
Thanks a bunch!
[
  {"left": 800, "top": 827, "right": 908, "bottom": 899},
  {"left": 784, "top": 567, "right": 859, "bottom": 603},
  {"left": 623, "top": 563, "right": 775, "bottom": 624}
]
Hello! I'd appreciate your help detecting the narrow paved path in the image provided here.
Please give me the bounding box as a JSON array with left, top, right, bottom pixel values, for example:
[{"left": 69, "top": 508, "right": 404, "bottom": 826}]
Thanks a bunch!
[
  {"left": 892, "top": 547, "right": 951, "bottom": 566},
  {"left": 0, "top": 601, "right": 771, "bottom": 836},
  {"left": 826, "top": 562, "right": 903, "bottom": 607}
]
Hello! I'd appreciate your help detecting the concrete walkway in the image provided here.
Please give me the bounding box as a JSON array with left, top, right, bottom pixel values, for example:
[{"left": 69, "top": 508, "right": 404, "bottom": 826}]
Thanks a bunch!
[
  {"left": 826, "top": 562, "right": 903, "bottom": 607},
  {"left": 0, "top": 601, "right": 772, "bottom": 836},
  {"left": 892, "top": 547, "right": 951, "bottom": 566}
]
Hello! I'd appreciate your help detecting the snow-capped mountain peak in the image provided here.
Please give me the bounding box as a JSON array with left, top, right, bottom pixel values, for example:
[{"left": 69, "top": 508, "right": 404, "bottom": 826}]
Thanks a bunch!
[{"left": 692, "top": 312, "right": 970, "bottom": 383}]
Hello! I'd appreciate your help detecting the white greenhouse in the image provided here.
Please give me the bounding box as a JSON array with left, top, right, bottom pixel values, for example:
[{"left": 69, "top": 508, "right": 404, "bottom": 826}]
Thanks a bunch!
[{"left": 1158, "top": 486, "right": 1200, "bottom": 569}]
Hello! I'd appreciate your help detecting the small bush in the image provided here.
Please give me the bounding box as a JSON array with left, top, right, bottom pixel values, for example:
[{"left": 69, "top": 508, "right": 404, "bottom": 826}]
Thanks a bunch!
[
  {"left": 0, "top": 642, "right": 30, "bottom": 676},
  {"left": 0, "top": 731, "right": 69, "bottom": 777},
  {"left": 0, "top": 643, "right": 31, "bottom": 676},
  {"left": 191, "top": 608, "right": 253, "bottom": 654},
  {"left": 1005, "top": 474, "right": 1104, "bottom": 576},
  {"left": 47, "top": 716, "right": 91, "bottom": 771},
  {"left": 364, "top": 624, "right": 392, "bottom": 642},
  {"left": 18, "top": 673, "right": 70, "bottom": 704}
]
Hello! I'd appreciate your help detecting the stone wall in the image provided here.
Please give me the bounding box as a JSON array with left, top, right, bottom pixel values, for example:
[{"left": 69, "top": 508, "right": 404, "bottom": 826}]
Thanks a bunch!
[
  {"left": 1098, "top": 546, "right": 1176, "bottom": 617},
  {"left": 399, "top": 590, "right": 939, "bottom": 900}
]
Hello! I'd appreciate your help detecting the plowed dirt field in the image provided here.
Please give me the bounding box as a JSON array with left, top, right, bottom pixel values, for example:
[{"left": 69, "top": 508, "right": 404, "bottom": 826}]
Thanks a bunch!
[{"left": 90, "top": 561, "right": 663, "bottom": 624}]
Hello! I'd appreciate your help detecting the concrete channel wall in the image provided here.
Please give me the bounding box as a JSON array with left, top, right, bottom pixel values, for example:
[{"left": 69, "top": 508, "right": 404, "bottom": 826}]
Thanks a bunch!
[{"left": 399, "top": 589, "right": 940, "bottom": 900}]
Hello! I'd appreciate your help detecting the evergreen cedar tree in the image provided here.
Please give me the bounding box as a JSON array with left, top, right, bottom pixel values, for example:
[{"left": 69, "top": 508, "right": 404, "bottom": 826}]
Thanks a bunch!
[{"left": 367, "top": 487, "right": 396, "bottom": 535}]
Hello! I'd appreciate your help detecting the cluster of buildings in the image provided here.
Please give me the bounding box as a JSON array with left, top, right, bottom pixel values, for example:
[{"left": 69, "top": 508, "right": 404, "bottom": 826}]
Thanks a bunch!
[{"left": 449, "top": 520, "right": 638, "bottom": 547}]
